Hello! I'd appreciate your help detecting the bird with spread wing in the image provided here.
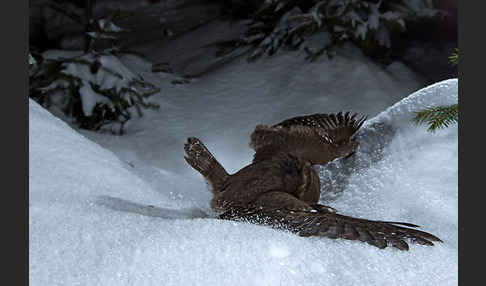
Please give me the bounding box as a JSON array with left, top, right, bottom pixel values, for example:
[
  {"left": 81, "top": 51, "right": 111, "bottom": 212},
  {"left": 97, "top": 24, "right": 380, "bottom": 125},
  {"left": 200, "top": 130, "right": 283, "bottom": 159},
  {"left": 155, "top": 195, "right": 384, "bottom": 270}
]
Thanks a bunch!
[{"left": 184, "top": 112, "right": 442, "bottom": 251}]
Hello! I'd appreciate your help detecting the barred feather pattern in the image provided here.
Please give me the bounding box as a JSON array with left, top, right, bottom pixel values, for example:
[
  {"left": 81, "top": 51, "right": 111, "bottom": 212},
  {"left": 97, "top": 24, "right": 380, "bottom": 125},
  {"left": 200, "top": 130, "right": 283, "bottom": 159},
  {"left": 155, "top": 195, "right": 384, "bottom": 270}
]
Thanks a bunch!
[
  {"left": 220, "top": 192, "right": 442, "bottom": 251},
  {"left": 250, "top": 112, "right": 366, "bottom": 164},
  {"left": 272, "top": 111, "right": 367, "bottom": 145}
]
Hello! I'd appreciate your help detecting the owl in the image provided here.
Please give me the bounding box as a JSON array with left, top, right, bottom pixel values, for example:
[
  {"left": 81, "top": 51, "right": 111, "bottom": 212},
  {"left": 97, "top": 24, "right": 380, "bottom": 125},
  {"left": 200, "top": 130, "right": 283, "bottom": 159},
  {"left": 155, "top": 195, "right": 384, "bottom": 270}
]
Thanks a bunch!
[{"left": 184, "top": 112, "right": 441, "bottom": 250}]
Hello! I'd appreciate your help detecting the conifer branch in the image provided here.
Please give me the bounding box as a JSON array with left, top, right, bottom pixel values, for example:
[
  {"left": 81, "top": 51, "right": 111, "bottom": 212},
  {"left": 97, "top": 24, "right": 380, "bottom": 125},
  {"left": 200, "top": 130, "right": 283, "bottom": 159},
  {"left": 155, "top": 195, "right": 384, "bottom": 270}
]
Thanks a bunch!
[
  {"left": 223, "top": 0, "right": 445, "bottom": 61},
  {"left": 412, "top": 104, "right": 458, "bottom": 132},
  {"left": 448, "top": 48, "right": 458, "bottom": 66}
]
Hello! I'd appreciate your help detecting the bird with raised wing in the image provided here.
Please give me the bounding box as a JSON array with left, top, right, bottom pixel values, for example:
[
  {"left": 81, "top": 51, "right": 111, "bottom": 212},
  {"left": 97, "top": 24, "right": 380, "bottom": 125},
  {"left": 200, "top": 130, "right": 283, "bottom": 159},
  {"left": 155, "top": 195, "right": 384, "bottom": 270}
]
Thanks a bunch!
[{"left": 183, "top": 112, "right": 442, "bottom": 250}]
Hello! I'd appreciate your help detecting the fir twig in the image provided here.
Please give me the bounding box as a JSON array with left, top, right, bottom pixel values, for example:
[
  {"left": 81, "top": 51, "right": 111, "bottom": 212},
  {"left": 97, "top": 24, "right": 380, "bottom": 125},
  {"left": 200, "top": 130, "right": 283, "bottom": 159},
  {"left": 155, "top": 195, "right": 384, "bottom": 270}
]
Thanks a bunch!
[
  {"left": 412, "top": 104, "right": 458, "bottom": 132},
  {"left": 448, "top": 48, "right": 458, "bottom": 66}
]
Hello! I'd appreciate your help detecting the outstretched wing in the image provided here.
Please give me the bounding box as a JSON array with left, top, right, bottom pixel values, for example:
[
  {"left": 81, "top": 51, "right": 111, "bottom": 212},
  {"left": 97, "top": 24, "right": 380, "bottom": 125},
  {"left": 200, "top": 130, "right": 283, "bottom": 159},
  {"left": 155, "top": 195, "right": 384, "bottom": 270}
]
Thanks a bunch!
[
  {"left": 250, "top": 112, "right": 366, "bottom": 164},
  {"left": 272, "top": 112, "right": 367, "bottom": 145},
  {"left": 219, "top": 192, "right": 442, "bottom": 251}
]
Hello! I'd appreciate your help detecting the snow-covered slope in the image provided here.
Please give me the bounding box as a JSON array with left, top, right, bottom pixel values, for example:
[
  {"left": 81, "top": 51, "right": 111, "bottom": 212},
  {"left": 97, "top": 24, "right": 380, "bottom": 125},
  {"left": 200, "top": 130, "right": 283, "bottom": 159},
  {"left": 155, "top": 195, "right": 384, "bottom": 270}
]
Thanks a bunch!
[
  {"left": 77, "top": 46, "right": 426, "bottom": 207},
  {"left": 29, "top": 78, "right": 457, "bottom": 286}
]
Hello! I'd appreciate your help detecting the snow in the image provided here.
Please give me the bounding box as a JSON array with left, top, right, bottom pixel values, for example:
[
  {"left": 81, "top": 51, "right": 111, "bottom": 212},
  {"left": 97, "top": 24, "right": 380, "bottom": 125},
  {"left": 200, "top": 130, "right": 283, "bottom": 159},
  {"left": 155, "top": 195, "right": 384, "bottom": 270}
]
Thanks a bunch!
[
  {"left": 30, "top": 46, "right": 457, "bottom": 284},
  {"left": 41, "top": 50, "right": 156, "bottom": 116},
  {"left": 29, "top": 53, "right": 36, "bottom": 65},
  {"left": 99, "top": 19, "right": 126, "bottom": 33},
  {"left": 87, "top": 44, "right": 425, "bottom": 181}
]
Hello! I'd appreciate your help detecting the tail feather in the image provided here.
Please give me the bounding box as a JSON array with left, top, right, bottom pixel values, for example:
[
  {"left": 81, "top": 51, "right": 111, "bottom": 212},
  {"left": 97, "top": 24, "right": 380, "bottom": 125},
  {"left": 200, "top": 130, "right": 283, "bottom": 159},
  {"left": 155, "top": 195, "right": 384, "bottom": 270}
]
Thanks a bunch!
[
  {"left": 219, "top": 195, "right": 442, "bottom": 251},
  {"left": 184, "top": 137, "right": 229, "bottom": 193}
]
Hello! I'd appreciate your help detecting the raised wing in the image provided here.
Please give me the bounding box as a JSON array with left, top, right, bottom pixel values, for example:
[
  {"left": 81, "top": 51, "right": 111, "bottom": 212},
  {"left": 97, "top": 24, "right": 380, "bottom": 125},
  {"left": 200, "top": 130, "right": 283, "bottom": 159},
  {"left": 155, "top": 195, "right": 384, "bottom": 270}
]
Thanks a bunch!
[
  {"left": 250, "top": 112, "right": 366, "bottom": 164},
  {"left": 272, "top": 112, "right": 367, "bottom": 145},
  {"left": 219, "top": 191, "right": 442, "bottom": 251}
]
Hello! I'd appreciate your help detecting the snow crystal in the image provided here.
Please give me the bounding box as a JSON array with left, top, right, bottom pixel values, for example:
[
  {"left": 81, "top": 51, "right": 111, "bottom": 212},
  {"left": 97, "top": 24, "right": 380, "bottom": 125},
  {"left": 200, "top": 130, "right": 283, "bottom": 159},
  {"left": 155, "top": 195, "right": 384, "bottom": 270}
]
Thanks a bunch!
[{"left": 269, "top": 242, "right": 291, "bottom": 258}]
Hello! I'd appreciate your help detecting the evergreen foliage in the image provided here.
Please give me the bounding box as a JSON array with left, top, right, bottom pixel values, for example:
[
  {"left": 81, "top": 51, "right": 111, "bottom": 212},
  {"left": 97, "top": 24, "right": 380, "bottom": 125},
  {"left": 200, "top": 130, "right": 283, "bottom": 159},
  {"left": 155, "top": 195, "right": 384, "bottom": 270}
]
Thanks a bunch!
[
  {"left": 413, "top": 49, "right": 458, "bottom": 132},
  {"left": 29, "top": 15, "right": 160, "bottom": 135},
  {"left": 448, "top": 48, "right": 458, "bottom": 66},
  {"left": 222, "top": 0, "right": 445, "bottom": 61},
  {"left": 412, "top": 104, "right": 458, "bottom": 132},
  {"left": 29, "top": 52, "right": 160, "bottom": 135}
]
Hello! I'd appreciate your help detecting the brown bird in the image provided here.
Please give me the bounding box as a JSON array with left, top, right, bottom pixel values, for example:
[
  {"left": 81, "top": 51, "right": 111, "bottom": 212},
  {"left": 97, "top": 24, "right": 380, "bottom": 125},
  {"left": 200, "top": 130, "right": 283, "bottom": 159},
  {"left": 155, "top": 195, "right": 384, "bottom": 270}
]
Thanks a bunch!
[
  {"left": 250, "top": 112, "right": 366, "bottom": 164},
  {"left": 184, "top": 112, "right": 442, "bottom": 251}
]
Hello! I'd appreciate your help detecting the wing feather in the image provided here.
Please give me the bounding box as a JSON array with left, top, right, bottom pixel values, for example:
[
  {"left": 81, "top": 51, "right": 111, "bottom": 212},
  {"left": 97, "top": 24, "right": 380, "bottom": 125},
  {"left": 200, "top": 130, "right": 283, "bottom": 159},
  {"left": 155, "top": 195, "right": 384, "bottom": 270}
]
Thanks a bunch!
[
  {"left": 220, "top": 192, "right": 442, "bottom": 251},
  {"left": 250, "top": 112, "right": 366, "bottom": 164},
  {"left": 271, "top": 112, "right": 367, "bottom": 145}
]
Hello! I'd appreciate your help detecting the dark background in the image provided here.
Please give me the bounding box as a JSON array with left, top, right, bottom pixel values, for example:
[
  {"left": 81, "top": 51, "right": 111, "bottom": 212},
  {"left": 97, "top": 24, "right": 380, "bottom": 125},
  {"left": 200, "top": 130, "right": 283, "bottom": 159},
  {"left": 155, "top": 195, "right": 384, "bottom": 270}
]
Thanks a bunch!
[{"left": 29, "top": 0, "right": 457, "bottom": 83}]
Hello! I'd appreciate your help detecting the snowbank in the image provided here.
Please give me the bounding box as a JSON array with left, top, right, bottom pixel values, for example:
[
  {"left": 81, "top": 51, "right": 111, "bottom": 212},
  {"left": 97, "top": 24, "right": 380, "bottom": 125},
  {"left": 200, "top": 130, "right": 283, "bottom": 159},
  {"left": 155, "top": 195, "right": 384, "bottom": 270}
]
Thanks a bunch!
[
  {"left": 29, "top": 78, "right": 457, "bottom": 285},
  {"left": 82, "top": 45, "right": 427, "bottom": 190}
]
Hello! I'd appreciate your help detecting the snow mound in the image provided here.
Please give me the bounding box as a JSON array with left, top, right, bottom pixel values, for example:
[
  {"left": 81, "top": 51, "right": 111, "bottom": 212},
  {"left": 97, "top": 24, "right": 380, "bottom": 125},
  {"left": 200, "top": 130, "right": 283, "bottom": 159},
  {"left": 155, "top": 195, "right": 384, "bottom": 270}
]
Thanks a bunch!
[
  {"left": 83, "top": 44, "right": 427, "bottom": 189},
  {"left": 29, "top": 99, "right": 171, "bottom": 207},
  {"left": 29, "top": 79, "right": 457, "bottom": 286}
]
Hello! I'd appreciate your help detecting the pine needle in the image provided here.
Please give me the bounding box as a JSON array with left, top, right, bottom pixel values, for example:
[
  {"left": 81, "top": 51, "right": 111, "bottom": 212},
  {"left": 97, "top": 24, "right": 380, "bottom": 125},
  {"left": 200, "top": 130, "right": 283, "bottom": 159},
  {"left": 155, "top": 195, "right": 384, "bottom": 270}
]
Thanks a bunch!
[
  {"left": 448, "top": 48, "right": 459, "bottom": 66},
  {"left": 412, "top": 104, "right": 458, "bottom": 132}
]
